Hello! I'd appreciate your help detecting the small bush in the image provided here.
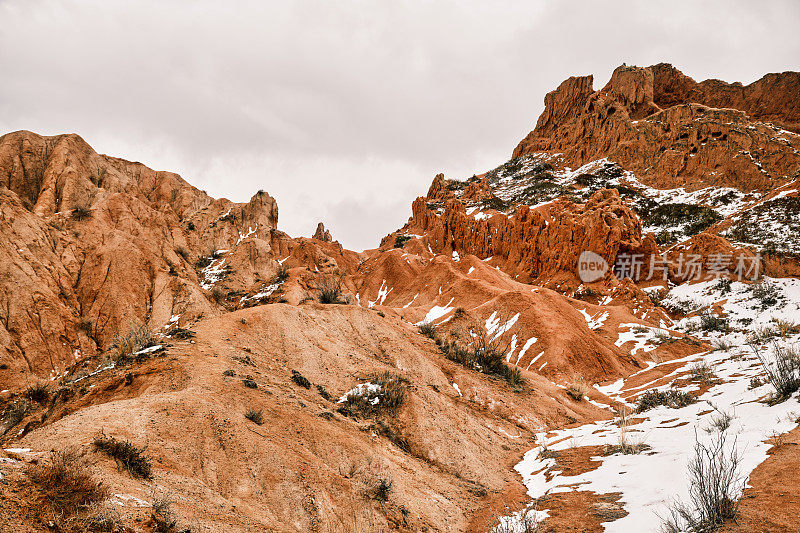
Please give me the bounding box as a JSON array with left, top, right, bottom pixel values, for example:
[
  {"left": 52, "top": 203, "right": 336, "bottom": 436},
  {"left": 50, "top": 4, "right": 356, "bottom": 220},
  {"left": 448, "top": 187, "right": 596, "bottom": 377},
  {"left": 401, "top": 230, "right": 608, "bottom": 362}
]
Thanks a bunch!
[
  {"left": 113, "top": 324, "right": 157, "bottom": 365},
  {"left": 194, "top": 255, "right": 213, "bottom": 269},
  {"left": 711, "top": 339, "right": 733, "bottom": 352},
  {"left": 174, "top": 247, "right": 189, "bottom": 262},
  {"left": 1, "top": 398, "right": 31, "bottom": 434},
  {"left": 93, "top": 433, "right": 152, "bottom": 479},
  {"left": 700, "top": 313, "right": 729, "bottom": 332},
  {"left": 209, "top": 286, "right": 226, "bottom": 304},
  {"left": 152, "top": 494, "right": 182, "bottom": 533},
  {"left": 338, "top": 372, "right": 408, "bottom": 418},
  {"left": 27, "top": 450, "right": 107, "bottom": 514},
  {"left": 636, "top": 389, "right": 696, "bottom": 413},
  {"left": 566, "top": 379, "right": 589, "bottom": 402},
  {"left": 418, "top": 322, "right": 437, "bottom": 339},
  {"left": 394, "top": 234, "right": 411, "bottom": 249},
  {"left": 752, "top": 343, "right": 800, "bottom": 403},
  {"left": 707, "top": 409, "right": 734, "bottom": 433},
  {"left": 661, "top": 432, "right": 742, "bottom": 532},
  {"left": 368, "top": 477, "right": 393, "bottom": 502},
  {"left": 291, "top": 370, "right": 311, "bottom": 389},
  {"left": 24, "top": 382, "right": 50, "bottom": 403},
  {"left": 77, "top": 318, "right": 94, "bottom": 335},
  {"left": 746, "top": 326, "right": 778, "bottom": 345},
  {"left": 245, "top": 408, "right": 264, "bottom": 425},
  {"left": 318, "top": 274, "right": 345, "bottom": 304},
  {"left": 222, "top": 369, "right": 235, "bottom": 377},
  {"left": 273, "top": 265, "right": 289, "bottom": 284},
  {"left": 438, "top": 325, "right": 524, "bottom": 388},
  {"left": 689, "top": 362, "right": 716, "bottom": 382},
  {"left": 242, "top": 377, "right": 258, "bottom": 389},
  {"left": 751, "top": 280, "right": 781, "bottom": 309},
  {"left": 774, "top": 319, "right": 799, "bottom": 338},
  {"left": 71, "top": 205, "right": 92, "bottom": 221}
]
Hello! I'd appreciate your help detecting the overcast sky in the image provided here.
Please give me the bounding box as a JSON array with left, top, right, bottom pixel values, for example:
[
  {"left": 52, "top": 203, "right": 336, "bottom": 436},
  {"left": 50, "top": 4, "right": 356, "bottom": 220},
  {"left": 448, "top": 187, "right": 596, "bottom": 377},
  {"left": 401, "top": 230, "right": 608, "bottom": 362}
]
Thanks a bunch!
[{"left": 2, "top": 1, "right": 798, "bottom": 250}]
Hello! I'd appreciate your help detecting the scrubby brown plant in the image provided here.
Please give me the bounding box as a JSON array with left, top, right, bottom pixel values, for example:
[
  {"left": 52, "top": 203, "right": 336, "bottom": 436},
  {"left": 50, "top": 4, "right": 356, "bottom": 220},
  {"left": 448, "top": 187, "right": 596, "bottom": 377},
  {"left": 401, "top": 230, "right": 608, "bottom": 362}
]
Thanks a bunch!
[
  {"left": 245, "top": 408, "right": 264, "bottom": 425},
  {"left": 112, "top": 324, "right": 157, "bottom": 365},
  {"left": 71, "top": 205, "right": 92, "bottom": 221},
  {"left": 93, "top": 432, "right": 152, "bottom": 479},
  {"left": 24, "top": 382, "right": 50, "bottom": 403},
  {"left": 27, "top": 449, "right": 107, "bottom": 514}
]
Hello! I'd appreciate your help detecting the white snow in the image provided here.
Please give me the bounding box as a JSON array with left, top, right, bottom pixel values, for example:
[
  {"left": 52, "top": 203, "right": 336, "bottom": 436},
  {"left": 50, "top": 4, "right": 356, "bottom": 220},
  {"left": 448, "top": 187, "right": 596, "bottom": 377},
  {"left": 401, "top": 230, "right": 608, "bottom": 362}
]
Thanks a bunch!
[{"left": 417, "top": 297, "right": 455, "bottom": 325}]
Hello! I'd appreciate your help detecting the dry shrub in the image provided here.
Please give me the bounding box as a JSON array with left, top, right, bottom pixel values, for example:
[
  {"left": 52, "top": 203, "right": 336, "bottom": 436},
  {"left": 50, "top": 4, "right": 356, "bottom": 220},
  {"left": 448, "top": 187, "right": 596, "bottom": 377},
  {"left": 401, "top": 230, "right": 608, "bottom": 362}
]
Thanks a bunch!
[
  {"left": 752, "top": 343, "right": 800, "bottom": 403},
  {"left": 24, "top": 382, "right": 50, "bottom": 403},
  {"left": 566, "top": 378, "right": 589, "bottom": 402},
  {"left": 93, "top": 432, "right": 152, "bottom": 479},
  {"left": 318, "top": 273, "right": 346, "bottom": 304},
  {"left": 245, "top": 408, "right": 264, "bottom": 425},
  {"left": 27, "top": 449, "right": 107, "bottom": 514},
  {"left": 418, "top": 321, "right": 437, "bottom": 339},
  {"left": 113, "top": 324, "right": 157, "bottom": 365},
  {"left": 661, "top": 432, "right": 742, "bottom": 532},
  {"left": 636, "top": 388, "right": 695, "bottom": 413},
  {"left": 338, "top": 372, "right": 408, "bottom": 419}
]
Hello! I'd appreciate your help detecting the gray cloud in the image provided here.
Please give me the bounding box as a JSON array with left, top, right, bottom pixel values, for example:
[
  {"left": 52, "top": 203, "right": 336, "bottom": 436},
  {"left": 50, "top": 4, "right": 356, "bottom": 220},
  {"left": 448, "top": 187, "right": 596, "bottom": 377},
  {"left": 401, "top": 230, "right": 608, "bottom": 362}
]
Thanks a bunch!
[{"left": 1, "top": 0, "right": 798, "bottom": 250}]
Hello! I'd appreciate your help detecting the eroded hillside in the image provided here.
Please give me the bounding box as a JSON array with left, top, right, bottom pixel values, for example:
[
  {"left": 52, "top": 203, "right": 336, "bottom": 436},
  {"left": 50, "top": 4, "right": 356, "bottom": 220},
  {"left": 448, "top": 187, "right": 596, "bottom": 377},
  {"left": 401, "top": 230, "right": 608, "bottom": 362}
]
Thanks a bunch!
[{"left": 2, "top": 63, "right": 800, "bottom": 532}]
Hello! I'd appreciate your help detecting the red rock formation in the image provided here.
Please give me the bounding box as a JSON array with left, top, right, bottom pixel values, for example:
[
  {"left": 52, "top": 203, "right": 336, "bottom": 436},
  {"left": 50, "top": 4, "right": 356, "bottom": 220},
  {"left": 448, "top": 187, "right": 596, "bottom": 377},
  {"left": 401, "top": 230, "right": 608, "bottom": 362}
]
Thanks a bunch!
[
  {"left": 394, "top": 186, "right": 655, "bottom": 287},
  {"left": 0, "top": 131, "right": 282, "bottom": 385},
  {"left": 513, "top": 64, "right": 800, "bottom": 192},
  {"left": 650, "top": 63, "right": 800, "bottom": 133},
  {"left": 312, "top": 222, "right": 332, "bottom": 242}
]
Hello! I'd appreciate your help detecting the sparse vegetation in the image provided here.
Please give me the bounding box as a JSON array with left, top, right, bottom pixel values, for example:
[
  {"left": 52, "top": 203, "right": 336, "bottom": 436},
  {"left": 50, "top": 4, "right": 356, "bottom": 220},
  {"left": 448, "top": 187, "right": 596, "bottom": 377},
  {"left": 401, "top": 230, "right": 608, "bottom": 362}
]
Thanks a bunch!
[
  {"left": 194, "top": 255, "right": 213, "bottom": 269},
  {"left": 707, "top": 407, "right": 735, "bottom": 433},
  {"left": 751, "top": 279, "right": 781, "bottom": 309},
  {"left": 245, "top": 408, "right": 264, "bottom": 425},
  {"left": 700, "top": 313, "right": 729, "bottom": 332},
  {"left": 636, "top": 388, "right": 696, "bottom": 413},
  {"left": 174, "top": 246, "right": 189, "bottom": 262},
  {"left": 93, "top": 432, "right": 153, "bottom": 479},
  {"left": 77, "top": 317, "right": 94, "bottom": 335},
  {"left": 368, "top": 477, "right": 393, "bottom": 502},
  {"left": 222, "top": 369, "right": 235, "bottom": 377},
  {"left": 711, "top": 338, "right": 733, "bottom": 352},
  {"left": 151, "top": 493, "right": 185, "bottom": 533},
  {"left": 418, "top": 321, "right": 437, "bottom": 339},
  {"left": 338, "top": 372, "right": 408, "bottom": 419},
  {"left": 24, "top": 382, "right": 50, "bottom": 403},
  {"left": 689, "top": 362, "right": 717, "bottom": 382},
  {"left": 605, "top": 406, "right": 650, "bottom": 455},
  {"left": 489, "top": 505, "right": 543, "bottom": 532},
  {"left": 242, "top": 377, "right": 258, "bottom": 388},
  {"left": 394, "top": 234, "right": 411, "bottom": 248},
  {"left": 751, "top": 343, "right": 800, "bottom": 403},
  {"left": 291, "top": 370, "right": 311, "bottom": 389},
  {"left": 71, "top": 205, "right": 93, "bottom": 221},
  {"left": 661, "top": 432, "right": 742, "bottom": 532},
  {"left": 112, "top": 324, "right": 158, "bottom": 365},
  {"left": 27, "top": 449, "right": 108, "bottom": 514},
  {"left": 646, "top": 203, "right": 722, "bottom": 237},
  {"left": 437, "top": 325, "right": 524, "bottom": 388},
  {"left": 1, "top": 398, "right": 31, "bottom": 434},
  {"left": 272, "top": 264, "right": 289, "bottom": 284},
  {"left": 565, "top": 379, "right": 589, "bottom": 402},
  {"left": 318, "top": 273, "right": 346, "bottom": 304}
]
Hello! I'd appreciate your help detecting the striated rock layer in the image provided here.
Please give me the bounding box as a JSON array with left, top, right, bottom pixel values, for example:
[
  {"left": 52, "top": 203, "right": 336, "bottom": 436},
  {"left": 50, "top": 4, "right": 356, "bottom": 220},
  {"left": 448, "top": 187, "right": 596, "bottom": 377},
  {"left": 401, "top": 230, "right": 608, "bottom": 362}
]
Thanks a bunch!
[{"left": 513, "top": 64, "right": 800, "bottom": 192}]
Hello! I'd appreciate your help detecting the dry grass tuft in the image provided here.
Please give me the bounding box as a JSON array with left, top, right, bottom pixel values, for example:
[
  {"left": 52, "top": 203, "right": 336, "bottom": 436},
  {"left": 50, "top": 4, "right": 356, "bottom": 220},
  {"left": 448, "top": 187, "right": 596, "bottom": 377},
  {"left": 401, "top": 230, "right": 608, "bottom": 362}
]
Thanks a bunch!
[
  {"left": 93, "top": 432, "right": 152, "bottom": 479},
  {"left": 27, "top": 449, "right": 107, "bottom": 514}
]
